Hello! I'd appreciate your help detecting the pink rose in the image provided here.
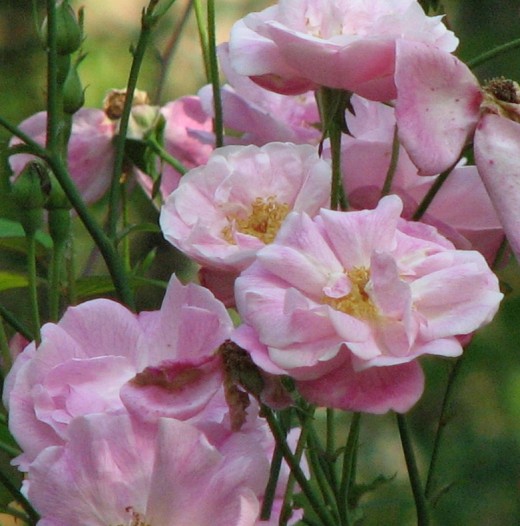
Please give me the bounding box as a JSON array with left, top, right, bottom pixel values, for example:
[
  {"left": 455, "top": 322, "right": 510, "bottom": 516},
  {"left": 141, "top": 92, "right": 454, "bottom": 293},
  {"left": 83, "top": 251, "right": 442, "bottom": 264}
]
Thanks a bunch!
[
  {"left": 394, "top": 40, "right": 520, "bottom": 261},
  {"left": 338, "top": 94, "right": 504, "bottom": 263},
  {"left": 198, "top": 43, "right": 321, "bottom": 146},
  {"left": 4, "top": 275, "right": 234, "bottom": 470},
  {"left": 233, "top": 195, "right": 502, "bottom": 412},
  {"left": 160, "top": 142, "right": 331, "bottom": 273},
  {"left": 27, "top": 414, "right": 264, "bottom": 526},
  {"left": 228, "top": 0, "right": 457, "bottom": 99},
  {"left": 10, "top": 109, "right": 116, "bottom": 204}
]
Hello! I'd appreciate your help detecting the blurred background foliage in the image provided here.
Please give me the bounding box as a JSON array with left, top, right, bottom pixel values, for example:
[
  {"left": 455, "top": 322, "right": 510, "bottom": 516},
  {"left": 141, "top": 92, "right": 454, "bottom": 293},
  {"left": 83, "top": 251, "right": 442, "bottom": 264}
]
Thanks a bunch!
[{"left": 1, "top": 0, "right": 520, "bottom": 524}]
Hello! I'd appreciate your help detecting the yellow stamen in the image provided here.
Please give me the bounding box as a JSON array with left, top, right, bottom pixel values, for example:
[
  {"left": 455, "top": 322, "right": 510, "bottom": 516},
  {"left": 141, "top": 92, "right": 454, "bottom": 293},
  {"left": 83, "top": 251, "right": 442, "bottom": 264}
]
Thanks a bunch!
[
  {"left": 323, "top": 267, "right": 378, "bottom": 320},
  {"left": 222, "top": 196, "right": 290, "bottom": 244}
]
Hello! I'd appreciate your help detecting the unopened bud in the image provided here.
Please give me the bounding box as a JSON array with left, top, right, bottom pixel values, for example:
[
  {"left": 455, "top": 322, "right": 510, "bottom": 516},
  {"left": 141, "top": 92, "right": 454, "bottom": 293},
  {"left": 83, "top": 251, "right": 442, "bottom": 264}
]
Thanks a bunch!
[
  {"left": 62, "top": 64, "right": 84, "bottom": 114},
  {"left": 41, "top": 1, "right": 82, "bottom": 56},
  {"left": 12, "top": 161, "right": 49, "bottom": 235}
]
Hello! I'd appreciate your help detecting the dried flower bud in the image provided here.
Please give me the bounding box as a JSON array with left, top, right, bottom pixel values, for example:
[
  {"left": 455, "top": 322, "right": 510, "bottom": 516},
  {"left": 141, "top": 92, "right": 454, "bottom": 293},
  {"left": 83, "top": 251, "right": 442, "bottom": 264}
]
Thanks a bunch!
[
  {"left": 103, "top": 88, "right": 150, "bottom": 120},
  {"left": 219, "top": 340, "right": 293, "bottom": 430},
  {"left": 482, "top": 77, "right": 520, "bottom": 122}
]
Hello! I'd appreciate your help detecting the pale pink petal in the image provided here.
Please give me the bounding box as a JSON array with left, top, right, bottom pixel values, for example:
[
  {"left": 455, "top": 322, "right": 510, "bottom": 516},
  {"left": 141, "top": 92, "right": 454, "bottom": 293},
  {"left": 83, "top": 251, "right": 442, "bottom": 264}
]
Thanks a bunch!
[
  {"left": 120, "top": 356, "right": 224, "bottom": 425},
  {"left": 395, "top": 40, "right": 482, "bottom": 175},
  {"left": 317, "top": 195, "right": 402, "bottom": 268},
  {"left": 297, "top": 351, "right": 425, "bottom": 413},
  {"left": 475, "top": 113, "right": 520, "bottom": 261}
]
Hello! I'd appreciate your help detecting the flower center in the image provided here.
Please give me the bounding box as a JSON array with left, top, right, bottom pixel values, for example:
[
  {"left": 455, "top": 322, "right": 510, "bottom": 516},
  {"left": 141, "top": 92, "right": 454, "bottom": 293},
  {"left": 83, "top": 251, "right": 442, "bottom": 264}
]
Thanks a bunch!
[
  {"left": 323, "top": 267, "right": 378, "bottom": 319},
  {"left": 113, "top": 508, "right": 151, "bottom": 526},
  {"left": 222, "top": 196, "right": 290, "bottom": 244},
  {"left": 482, "top": 77, "right": 520, "bottom": 122}
]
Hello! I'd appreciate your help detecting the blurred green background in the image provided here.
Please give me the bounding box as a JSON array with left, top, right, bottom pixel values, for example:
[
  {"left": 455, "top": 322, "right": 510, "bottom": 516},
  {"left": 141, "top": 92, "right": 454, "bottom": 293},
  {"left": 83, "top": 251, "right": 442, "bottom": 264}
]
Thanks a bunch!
[{"left": 1, "top": 0, "right": 520, "bottom": 524}]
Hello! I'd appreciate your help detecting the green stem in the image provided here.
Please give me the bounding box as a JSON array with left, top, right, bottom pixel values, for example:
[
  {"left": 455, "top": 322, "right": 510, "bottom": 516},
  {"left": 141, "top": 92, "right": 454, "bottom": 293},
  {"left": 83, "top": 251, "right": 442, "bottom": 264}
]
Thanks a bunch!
[
  {"left": 305, "top": 429, "right": 341, "bottom": 523},
  {"left": 261, "top": 434, "right": 284, "bottom": 521},
  {"left": 66, "top": 237, "right": 77, "bottom": 305},
  {"left": 325, "top": 408, "right": 339, "bottom": 494},
  {"left": 0, "top": 469, "right": 39, "bottom": 525},
  {"left": 207, "top": 0, "right": 223, "bottom": 148},
  {"left": 381, "top": 125, "right": 400, "bottom": 197},
  {"left": 193, "top": 0, "right": 210, "bottom": 80},
  {"left": 0, "top": 116, "right": 46, "bottom": 153},
  {"left": 0, "top": 438, "right": 21, "bottom": 459},
  {"left": 412, "top": 161, "right": 457, "bottom": 221},
  {"left": 467, "top": 37, "right": 520, "bottom": 69},
  {"left": 0, "top": 318, "right": 12, "bottom": 373},
  {"left": 338, "top": 412, "right": 361, "bottom": 526},
  {"left": 27, "top": 234, "right": 41, "bottom": 345},
  {"left": 326, "top": 408, "right": 335, "bottom": 458},
  {"left": 49, "top": 240, "right": 67, "bottom": 321},
  {"left": 147, "top": 138, "right": 188, "bottom": 174},
  {"left": 121, "top": 182, "right": 131, "bottom": 273},
  {"left": 424, "top": 356, "right": 465, "bottom": 500},
  {"left": 0, "top": 304, "right": 33, "bottom": 342},
  {"left": 329, "top": 117, "right": 345, "bottom": 210},
  {"left": 45, "top": 0, "right": 59, "bottom": 154},
  {"left": 397, "top": 413, "right": 430, "bottom": 526},
  {"left": 262, "top": 406, "right": 337, "bottom": 526},
  {"left": 280, "top": 409, "right": 312, "bottom": 525},
  {"left": 153, "top": 0, "right": 194, "bottom": 103},
  {"left": 109, "top": 0, "right": 160, "bottom": 239},
  {"left": 0, "top": 116, "right": 135, "bottom": 308},
  {"left": 48, "top": 156, "right": 135, "bottom": 309}
]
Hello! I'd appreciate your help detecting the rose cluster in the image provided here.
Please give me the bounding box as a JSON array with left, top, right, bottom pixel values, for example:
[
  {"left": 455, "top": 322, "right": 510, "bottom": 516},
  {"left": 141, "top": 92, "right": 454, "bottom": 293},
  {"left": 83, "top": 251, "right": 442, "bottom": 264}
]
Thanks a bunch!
[{"left": 5, "top": 0, "right": 514, "bottom": 524}]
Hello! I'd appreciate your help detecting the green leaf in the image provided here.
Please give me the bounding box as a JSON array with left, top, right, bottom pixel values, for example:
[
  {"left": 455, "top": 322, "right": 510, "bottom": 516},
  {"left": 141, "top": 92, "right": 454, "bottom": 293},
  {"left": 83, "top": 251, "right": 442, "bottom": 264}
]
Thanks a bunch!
[
  {"left": 74, "top": 275, "right": 116, "bottom": 299},
  {"left": 0, "top": 419, "right": 20, "bottom": 458},
  {"left": 0, "top": 273, "right": 28, "bottom": 292},
  {"left": 116, "top": 222, "right": 161, "bottom": 245},
  {"left": 75, "top": 275, "right": 168, "bottom": 300},
  {"left": 0, "top": 218, "right": 52, "bottom": 256}
]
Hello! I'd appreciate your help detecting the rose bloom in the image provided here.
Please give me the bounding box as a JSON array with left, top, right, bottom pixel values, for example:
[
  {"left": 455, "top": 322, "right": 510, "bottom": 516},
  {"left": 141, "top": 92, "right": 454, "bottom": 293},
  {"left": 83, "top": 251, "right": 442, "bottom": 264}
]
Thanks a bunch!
[
  {"left": 3, "top": 276, "right": 236, "bottom": 470},
  {"left": 337, "top": 94, "right": 504, "bottom": 263},
  {"left": 392, "top": 39, "right": 520, "bottom": 261},
  {"left": 228, "top": 0, "right": 457, "bottom": 99},
  {"left": 198, "top": 43, "right": 321, "bottom": 146},
  {"left": 27, "top": 414, "right": 266, "bottom": 526},
  {"left": 160, "top": 142, "right": 331, "bottom": 273},
  {"left": 10, "top": 109, "right": 115, "bottom": 204},
  {"left": 233, "top": 195, "right": 503, "bottom": 413}
]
